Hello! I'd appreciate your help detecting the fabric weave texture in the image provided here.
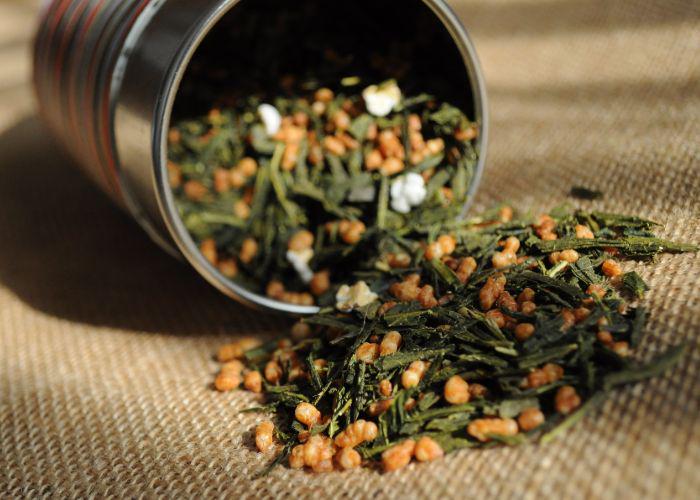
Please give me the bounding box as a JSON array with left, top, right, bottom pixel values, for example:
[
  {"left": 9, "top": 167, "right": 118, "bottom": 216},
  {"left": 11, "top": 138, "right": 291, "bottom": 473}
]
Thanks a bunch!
[{"left": 1, "top": 0, "right": 699, "bottom": 498}]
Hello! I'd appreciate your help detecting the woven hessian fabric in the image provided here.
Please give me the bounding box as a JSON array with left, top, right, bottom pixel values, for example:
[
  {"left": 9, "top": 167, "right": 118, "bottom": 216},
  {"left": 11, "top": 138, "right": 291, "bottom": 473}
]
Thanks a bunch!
[{"left": 1, "top": 0, "right": 699, "bottom": 497}]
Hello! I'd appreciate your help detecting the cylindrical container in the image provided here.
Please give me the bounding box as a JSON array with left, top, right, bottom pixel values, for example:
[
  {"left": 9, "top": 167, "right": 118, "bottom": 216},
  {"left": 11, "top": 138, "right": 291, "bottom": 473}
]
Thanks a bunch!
[{"left": 34, "top": 0, "right": 489, "bottom": 315}]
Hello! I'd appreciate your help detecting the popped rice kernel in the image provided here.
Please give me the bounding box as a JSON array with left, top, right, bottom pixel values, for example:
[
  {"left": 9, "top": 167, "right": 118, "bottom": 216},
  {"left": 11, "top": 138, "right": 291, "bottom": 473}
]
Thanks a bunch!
[
  {"left": 214, "top": 370, "right": 241, "bottom": 392},
  {"left": 525, "top": 363, "right": 564, "bottom": 389},
  {"left": 200, "top": 238, "right": 217, "bottom": 265},
  {"left": 402, "top": 360, "right": 429, "bottom": 389},
  {"left": 264, "top": 360, "right": 283, "bottom": 384},
  {"left": 414, "top": 436, "right": 444, "bottom": 462},
  {"left": 382, "top": 440, "right": 415, "bottom": 472},
  {"left": 295, "top": 402, "right": 321, "bottom": 427},
  {"left": 587, "top": 283, "right": 607, "bottom": 300},
  {"left": 575, "top": 224, "right": 595, "bottom": 239},
  {"left": 479, "top": 274, "right": 506, "bottom": 310},
  {"left": 288, "top": 230, "right": 314, "bottom": 251},
  {"left": 518, "top": 408, "right": 545, "bottom": 431},
  {"left": 379, "top": 379, "right": 393, "bottom": 397},
  {"left": 601, "top": 259, "right": 623, "bottom": 278},
  {"left": 456, "top": 257, "right": 477, "bottom": 283},
  {"left": 368, "top": 398, "right": 394, "bottom": 416},
  {"left": 534, "top": 214, "right": 557, "bottom": 240},
  {"left": 218, "top": 258, "right": 238, "bottom": 278},
  {"left": 356, "top": 342, "right": 380, "bottom": 363},
  {"left": 255, "top": 421, "right": 275, "bottom": 452},
  {"left": 555, "top": 385, "right": 581, "bottom": 415},
  {"left": 217, "top": 338, "right": 262, "bottom": 362},
  {"left": 334, "top": 420, "right": 378, "bottom": 448},
  {"left": 387, "top": 253, "right": 411, "bottom": 269},
  {"left": 290, "top": 321, "right": 312, "bottom": 342},
  {"left": 243, "top": 370, "right": 263, "bottom": 393},
  {"left": 467, "top": 418, "right": 518, "bottom": 442},
  {"left": 492, "top": 236, "right": 520, "bottom": 269},
  {"left": 335, "top": 447, "right": 361, "bottom": 470},
  {"left": 298, "top": 435, "right": 336, "bottom": 472},
  {"left": 310, "top": 269, "right": 331, "bottom": 296},
  {"left": 239, "top": 237, "right": 259, "bottom": 264},
  {"left": 517, "top": 287, "right": 535, "bottom": 304},
  {"left": 380, "top": 331, "right": 402, "bottom": 356},
  {"left": 514, "top": 323, "right": 536, "bottom": 341},
  {"left": 444, "top": 375, "right": 470, "bottom": 405}
]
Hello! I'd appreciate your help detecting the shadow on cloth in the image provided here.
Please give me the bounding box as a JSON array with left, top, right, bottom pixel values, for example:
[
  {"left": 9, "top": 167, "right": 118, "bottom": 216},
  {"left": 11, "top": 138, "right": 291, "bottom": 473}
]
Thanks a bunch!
[{"left": 0, "top": 116, "right": 274, "bottom": 335}]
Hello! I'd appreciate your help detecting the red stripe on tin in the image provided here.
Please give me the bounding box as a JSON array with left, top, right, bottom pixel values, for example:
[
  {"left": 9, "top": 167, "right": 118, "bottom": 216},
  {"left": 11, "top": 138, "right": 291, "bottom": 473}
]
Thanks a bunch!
[
  {"left": 96, "top": 0, "right": 155, "bottom": 199},
  {"left": 38, "top": 0, "right": 83, "bottom": 158},
  {"left": 44, "top": 0, "right": 73, "bottom": 60},
  {"left": 81, "top": 0, "right": 143, "bottom": 201},
  {"left": 34, "top": 0, "right": 72, "bottom": 129},
  {"left": 51, "top": 0, "right": 92, "bottom": 163},
  {"left": 83, "top": 0, "right": 141, "bottom": 200},
  {"left": 67, "top": 0, "right": 108, "bottom": 151},
  {"left": 58, "top": 0, "right": 118, "bottom": 198},
  {"left": 78, "top": 0, "right": 128, "bottom": 198},
  {"left": 53, "top": 0, "right": 91, "bottom": 94}
]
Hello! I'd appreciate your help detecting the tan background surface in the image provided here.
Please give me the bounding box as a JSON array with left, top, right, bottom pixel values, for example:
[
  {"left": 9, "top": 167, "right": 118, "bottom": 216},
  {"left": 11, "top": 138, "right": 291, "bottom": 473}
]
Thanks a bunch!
[{"left": 1, "top": 0, "right": 699, "bottom": 498}]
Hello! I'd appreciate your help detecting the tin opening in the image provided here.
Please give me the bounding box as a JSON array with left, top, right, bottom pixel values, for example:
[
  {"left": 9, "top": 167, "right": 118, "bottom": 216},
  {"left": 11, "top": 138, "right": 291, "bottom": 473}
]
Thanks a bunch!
[{"left": 165, "top": 0, "right": 485, "bottom": 314}]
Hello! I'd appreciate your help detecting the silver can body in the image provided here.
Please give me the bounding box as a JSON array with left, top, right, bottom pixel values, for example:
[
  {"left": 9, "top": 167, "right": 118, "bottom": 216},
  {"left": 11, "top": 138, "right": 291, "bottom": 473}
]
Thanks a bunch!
[{"left": 34, "top": 0, "right": 489, "bottom": 315}]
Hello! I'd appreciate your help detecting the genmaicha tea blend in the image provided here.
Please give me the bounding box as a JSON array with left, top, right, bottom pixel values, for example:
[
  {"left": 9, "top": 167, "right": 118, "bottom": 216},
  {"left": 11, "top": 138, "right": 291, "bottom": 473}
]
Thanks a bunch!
[
  {"left": 168, "top": 80, "right": 480, "bottom": 306},
  {"left": 213, "top": 207, "right": 696, "bottom": 473},
  {"left": 34, "top": 0, "right": 487, "bottom": 313},
  {"left": 33, "top": 0, "right": 698, "bottom": 476}
]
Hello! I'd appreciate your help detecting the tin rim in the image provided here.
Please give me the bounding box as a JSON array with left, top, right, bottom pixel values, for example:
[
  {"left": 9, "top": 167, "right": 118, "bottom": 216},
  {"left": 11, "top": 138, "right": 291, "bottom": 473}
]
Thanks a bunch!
[{"left": 151, "top": 0, "right": 489, "bottom": 316}]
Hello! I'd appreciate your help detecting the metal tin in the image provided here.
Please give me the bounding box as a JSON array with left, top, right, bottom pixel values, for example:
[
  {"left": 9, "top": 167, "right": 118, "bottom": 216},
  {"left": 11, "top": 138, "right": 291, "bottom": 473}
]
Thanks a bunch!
[{"left": 34, "top": 0, "right": 489, "bottom": 315}]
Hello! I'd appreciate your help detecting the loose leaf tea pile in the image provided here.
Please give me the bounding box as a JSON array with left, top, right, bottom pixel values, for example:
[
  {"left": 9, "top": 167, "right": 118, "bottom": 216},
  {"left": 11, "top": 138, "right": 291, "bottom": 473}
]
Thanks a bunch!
[
  {"left": 175, "top": 40, "right": 697, "bottom": 474},
  {"left": 168, "top": 80, "right": 479, "bottom": 305},
  {"left": 214, "top": 207, "right": 696, "bottom": 473}
]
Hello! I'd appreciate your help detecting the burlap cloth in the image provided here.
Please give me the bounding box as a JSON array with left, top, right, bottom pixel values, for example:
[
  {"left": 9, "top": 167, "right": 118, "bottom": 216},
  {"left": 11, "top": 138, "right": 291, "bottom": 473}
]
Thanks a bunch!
[{"left": 1, "top": 0, "right": 699, "bottom": 497}]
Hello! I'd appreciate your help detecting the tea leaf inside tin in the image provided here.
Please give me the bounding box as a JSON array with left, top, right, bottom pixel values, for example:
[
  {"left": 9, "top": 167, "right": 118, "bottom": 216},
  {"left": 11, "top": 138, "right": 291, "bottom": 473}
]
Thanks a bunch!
[{"left": 168, "top": 79, "right": 480, "bottom": 306}]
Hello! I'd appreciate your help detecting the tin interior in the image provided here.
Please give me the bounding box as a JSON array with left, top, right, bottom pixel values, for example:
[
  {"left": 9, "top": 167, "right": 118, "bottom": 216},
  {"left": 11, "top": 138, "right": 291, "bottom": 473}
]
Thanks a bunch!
[
  {"left": 171, "top": 0, "right": 476, "bottom": 124},
  {"left": 162, "top": 0, "right": 487, "bottom": 315}
]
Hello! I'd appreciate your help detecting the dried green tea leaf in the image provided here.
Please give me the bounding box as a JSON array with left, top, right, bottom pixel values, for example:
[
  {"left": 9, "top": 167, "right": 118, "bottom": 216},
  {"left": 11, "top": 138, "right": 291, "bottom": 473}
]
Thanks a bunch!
[{"left": 621, "top": 271, "right": 649, "bottom": 299}]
